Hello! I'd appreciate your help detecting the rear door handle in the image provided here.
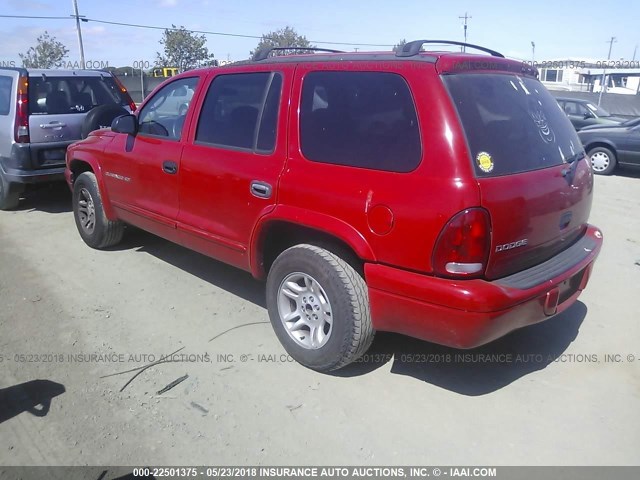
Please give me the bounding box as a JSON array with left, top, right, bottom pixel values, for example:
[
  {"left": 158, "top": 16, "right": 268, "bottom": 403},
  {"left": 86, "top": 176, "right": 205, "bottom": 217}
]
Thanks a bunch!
[
  {"left": 40, "top": 122, "right": 67, "bottom": 129},
  {"left": 250, "top": 181, "right": 272, "bottom": 199},
  {"left": 162, "top": 160, "right": 178, "bottom": 175}
]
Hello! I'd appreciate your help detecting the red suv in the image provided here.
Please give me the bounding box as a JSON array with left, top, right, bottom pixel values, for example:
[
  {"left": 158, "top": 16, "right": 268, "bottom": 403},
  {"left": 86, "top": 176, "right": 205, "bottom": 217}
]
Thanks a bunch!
[{"left": 65, "top": 40, "right": 603, "bottom": 371}]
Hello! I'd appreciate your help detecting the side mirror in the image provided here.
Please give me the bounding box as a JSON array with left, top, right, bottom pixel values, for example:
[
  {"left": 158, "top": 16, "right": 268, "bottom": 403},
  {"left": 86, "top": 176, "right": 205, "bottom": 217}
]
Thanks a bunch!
[
  {"left": 583, "top": 111, "right": 595, "bottom": 120},
  {"left": 111, "top": 114, "right": 138, "bottom": 135}
]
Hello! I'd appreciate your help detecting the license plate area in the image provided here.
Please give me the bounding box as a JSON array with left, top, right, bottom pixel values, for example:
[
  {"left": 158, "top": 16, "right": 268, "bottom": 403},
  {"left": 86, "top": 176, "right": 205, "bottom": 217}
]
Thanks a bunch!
[{"left": 558, "top": 268, "right": 584, "bottom": 304}]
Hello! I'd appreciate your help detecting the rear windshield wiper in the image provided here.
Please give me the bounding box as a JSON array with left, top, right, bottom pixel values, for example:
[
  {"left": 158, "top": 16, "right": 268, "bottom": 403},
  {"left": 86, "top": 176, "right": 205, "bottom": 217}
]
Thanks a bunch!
[{"left": 565, "top": 151, "right": 586, "bottom": 164}]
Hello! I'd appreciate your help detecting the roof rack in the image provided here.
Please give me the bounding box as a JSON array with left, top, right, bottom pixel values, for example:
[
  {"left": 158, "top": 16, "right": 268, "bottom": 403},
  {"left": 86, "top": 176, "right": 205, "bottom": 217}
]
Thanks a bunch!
[
  {"left": 254, "top": 47, "right": 345, "bottom": 61},
  {"left": 396, "top": 40, "right": 504, "bottom": 58}
]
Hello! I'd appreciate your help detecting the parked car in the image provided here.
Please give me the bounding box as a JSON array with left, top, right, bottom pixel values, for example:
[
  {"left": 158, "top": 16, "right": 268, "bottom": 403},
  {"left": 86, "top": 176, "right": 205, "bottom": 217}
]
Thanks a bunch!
[
  {"left": 0, "top": 68, "right": 136, "bottom": 209},
  {"left": 65, "top": 41, "right": 603, "bottom": 371},
  {"left": 578, "top": 122, "right": 640, "bottom": 174},
  {"left": 581, "top": 117, "right": 640, "bottom": 131},
  {"left": 555, "top": 97, "right": 625, "bottom": 131}
]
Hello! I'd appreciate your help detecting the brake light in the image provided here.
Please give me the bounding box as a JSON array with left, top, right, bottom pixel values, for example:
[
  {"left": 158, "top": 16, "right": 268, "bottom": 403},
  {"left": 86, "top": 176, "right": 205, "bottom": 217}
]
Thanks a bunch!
[
  {"left": 15, "top": 75, "right": 29, "bottom": 143},
  {"left": 112, "top": 75, "right": 136, "bottom": 112},
  {"left": 432, "top": 208, "right": 491, "bottom": 278}
]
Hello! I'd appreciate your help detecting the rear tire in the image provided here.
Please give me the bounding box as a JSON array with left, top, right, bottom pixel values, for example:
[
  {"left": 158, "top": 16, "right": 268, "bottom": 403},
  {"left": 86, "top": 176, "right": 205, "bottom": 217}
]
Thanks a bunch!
[
  {"left": 588, "top": 146, "right": 617, "bottom": 175},
  {"left": 266, "top": 244, "right": 375, "bottom": 371},
  {"left": 72, "top": 172, "right": 124, "bottom": 249},
  {"left": 0, "top": 171, "right": 21, "bottom": 210}
]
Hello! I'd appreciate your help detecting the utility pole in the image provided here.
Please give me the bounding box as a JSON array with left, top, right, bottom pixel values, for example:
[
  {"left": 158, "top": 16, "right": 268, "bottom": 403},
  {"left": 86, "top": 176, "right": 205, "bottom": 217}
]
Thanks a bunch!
[
  {"left": 598, "top": 36, "right": 616, "bottom": 107},
  {"left": 71, "top": 0, "right": 86, "bottom": 69},
  {"left": 633, "top": 45, "right": 638, "bottom": 61},
  {"left": 531, "top": 41, "right": 535, "bottom": 63},
  {"left": 458, "top": 12, "right": 471, "bottom": 51}
]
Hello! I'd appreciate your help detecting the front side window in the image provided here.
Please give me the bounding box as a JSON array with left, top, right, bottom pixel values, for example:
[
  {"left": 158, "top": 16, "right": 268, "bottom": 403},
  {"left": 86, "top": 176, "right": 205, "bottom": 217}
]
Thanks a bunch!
[
  {"left": 138, "top": 77, "right": 199, "bottom": 139},
  {"left": 195, "top": 72, "right": 282, "bottom": 152},
  {"left": 300, "top": 71, "right": 421, "bottom": 172}
]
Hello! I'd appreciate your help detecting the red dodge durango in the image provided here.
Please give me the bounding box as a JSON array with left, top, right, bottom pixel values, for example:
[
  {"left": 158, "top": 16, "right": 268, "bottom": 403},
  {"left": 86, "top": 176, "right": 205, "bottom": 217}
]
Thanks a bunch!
[{"left": 65, "top": 40, "right": 603, "bottom": 371}]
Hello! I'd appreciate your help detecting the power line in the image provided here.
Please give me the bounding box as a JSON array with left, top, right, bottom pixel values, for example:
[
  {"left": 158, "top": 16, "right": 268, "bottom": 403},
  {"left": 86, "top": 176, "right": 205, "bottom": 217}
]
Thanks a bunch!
[
  {"left": 0, "top": 13, "right": 394, "bottom": 48},
  {"left": 0, "top": 14, "right": 72, "bottom": 20}
]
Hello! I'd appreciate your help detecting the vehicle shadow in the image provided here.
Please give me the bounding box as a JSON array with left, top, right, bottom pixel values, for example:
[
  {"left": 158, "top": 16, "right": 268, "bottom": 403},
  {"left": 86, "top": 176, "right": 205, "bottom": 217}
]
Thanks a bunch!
[
  {"left": 0, "top": 379, "right": 66, "bottom": 424},
  {"left": 336, "top": 301, "right": 588, "bottom": 395},
  {"left": 615, "top": 167, "right": 640, "bottom": 179},
  {"left": 14, "top": 182, "right": 71, "bottom": 214},
  {"left": 114, "top": 227, "right": 266, "bottom": 308},
  {"left": 106, "top": 228, "right": 588, "bottom": 394}
]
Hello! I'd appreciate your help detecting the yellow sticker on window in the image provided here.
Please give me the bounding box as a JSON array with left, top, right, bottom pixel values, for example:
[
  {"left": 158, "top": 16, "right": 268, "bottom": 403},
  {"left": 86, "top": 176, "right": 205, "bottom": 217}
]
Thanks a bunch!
[{"left": 476, "top": 152, "right": 494, "bottom": 173}]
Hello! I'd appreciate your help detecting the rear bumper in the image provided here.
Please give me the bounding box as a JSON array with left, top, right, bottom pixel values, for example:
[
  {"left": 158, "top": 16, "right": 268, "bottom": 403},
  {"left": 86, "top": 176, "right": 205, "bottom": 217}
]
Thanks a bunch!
[
  {"left": 365, "top": 224, "right": 603, "bottom": 348},
  {"left": 0, "top": 163, "right": 66, "bottom": 184},
  {"left": 0, "top": 141, "right": 72, "bottom": 184}
]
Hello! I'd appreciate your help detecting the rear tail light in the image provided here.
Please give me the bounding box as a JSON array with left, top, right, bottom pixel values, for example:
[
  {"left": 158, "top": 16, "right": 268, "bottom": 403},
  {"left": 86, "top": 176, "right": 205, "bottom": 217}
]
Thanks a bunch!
[
  {"left": 112, "top": 75, "right": 136, "bottom": 112},
  {"left": 432, "top": 208, "right": 491, "bottom": 278},
  {"left": 15, "top": 75, "right": 29, "bottom": 143}
]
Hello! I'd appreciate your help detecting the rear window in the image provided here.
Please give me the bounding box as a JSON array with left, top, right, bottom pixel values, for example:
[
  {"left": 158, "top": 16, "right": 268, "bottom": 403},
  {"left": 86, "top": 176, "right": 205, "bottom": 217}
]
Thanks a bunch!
[
  {"left": 0, "top": 75, "right": 11, "bottom": 115},
  {"left": 28, "top": 75, "right": 128, "bottom": 115},
  {"left": 300, "top": 71, "right": 421, "bottom": 172},
  {"left": 444, "top": 74, "right": 583, "bottom": 177}
]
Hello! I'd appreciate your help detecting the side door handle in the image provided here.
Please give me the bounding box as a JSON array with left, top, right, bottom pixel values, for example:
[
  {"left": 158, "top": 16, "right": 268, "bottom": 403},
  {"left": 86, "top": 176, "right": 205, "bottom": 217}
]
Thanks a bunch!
[
  {"left": 162, "top": 160, "right": 178, "bottom": 175},
  {"left": 250, "top": 181, "right": 272, "bottom": 199}
]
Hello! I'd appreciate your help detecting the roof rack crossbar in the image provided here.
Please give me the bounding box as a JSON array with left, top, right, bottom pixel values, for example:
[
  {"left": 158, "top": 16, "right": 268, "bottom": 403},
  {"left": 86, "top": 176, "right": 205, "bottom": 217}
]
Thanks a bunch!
[
  {"left": 254, "top": 47, "right": 344, "bottom": 61},
  {"left": 396, "top": 40, "right": 504, "bottom": 58}
]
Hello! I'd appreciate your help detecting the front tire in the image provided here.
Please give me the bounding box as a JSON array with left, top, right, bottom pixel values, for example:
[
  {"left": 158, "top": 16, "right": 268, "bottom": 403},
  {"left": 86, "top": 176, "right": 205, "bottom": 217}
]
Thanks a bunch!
[
  {"left": 588, "top": 146, "right": 617, "bottom": 175},
  {"left": 266, "top": 244, "right": 374, "bottom": 371},
  {"left": 72, "top": 172, "right": 124, "bottom": 249}
]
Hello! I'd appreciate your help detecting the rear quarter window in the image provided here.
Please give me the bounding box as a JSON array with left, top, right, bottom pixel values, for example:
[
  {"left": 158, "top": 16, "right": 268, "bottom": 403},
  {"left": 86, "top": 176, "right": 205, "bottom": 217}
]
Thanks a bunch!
[
  {"left": 300, "top": 71, "right": 421, "bottom": 172},
  {"left": 444, "top": 74, "right": 584, "bottom": 177},
  {"left": 0, "top": 75, "right": 12, "bottom": 115}
]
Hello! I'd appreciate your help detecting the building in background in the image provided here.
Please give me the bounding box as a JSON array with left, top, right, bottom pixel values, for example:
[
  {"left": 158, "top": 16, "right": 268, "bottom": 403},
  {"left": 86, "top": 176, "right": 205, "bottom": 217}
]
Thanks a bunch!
[{"left": 537, "top": 60, "right": 640, "bottom": 95}]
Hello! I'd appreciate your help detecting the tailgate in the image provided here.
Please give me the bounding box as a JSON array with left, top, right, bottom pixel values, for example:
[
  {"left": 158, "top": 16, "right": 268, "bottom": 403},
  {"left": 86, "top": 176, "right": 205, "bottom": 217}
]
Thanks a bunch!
[
  {"left": 478, "top": 159, "right": 593, "bottom": 279},
  {"left": 443, "top": 72, "right": 593, "bottom": 279}
]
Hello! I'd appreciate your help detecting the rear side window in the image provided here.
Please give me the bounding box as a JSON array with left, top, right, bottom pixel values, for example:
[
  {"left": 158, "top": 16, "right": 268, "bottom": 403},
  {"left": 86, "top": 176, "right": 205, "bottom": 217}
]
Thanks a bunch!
[
  {"left": 28, "top": 75, "right": 129, "bottom": 115},
  {"left": 444, "top": 74, "right": 583, "bottom": 177},
  {"left": 0, "top": 75, "right": 12, "bottom": 115},
  {"left": 196, "top": 72, "right": 282, "bottom": 153},
  {"left": 300, "top": 71, "right": 421, "bottom": 172}
]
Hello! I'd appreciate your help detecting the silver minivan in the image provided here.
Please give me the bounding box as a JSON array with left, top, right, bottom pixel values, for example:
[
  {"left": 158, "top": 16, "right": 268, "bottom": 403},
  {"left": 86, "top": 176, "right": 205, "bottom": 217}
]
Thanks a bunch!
[{"left": 0, "top": 68, "right": 135, "bottom": 209}]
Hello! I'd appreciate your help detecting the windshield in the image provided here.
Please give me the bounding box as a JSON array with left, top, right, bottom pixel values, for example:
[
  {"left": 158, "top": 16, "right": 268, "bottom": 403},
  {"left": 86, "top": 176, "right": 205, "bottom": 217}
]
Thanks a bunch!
[
  {"left": 444, "top": 73, "right": 584, "bottom": 177},
  {"left": 585, "top": 103, "right": 610, "bottom": 117}
]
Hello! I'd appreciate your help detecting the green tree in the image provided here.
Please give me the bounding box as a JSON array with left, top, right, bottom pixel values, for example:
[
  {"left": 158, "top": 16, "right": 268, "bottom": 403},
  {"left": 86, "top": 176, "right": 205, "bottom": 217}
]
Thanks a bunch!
[
  {"left": 393, "top": 39, "right": 407, "bottom": 53},
  {"left": 251, "top": 26, "right": 313, "bottom": 60},
  {"left": 156, "top": 25, "right": 215, "bottom": 72},
  {"left": 19, "top": 31, "right": 69, "bottom": 69}
]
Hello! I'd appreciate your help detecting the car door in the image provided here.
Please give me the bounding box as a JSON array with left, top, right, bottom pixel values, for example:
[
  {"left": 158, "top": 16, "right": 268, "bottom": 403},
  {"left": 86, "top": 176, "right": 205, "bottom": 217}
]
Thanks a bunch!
[
  {"left": 177, "top": 67, "right": 292, "bottom": 270},
  {"left": 617, "top": 125, "right": 640, "bottom": 166},
  {"left": 102, "top": 76, "right": 200, "bottom": 240}
]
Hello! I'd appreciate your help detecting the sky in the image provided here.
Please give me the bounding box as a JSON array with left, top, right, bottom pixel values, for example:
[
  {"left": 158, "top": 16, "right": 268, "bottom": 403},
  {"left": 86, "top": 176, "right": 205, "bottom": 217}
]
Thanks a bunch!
[{"left": 0, "top": 0, "right": 638, "bottom": 68}]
